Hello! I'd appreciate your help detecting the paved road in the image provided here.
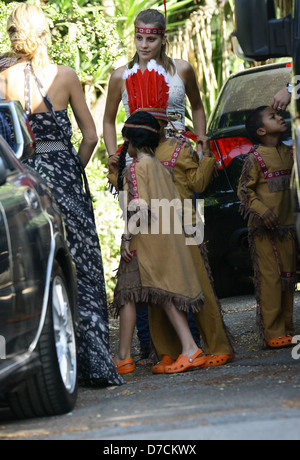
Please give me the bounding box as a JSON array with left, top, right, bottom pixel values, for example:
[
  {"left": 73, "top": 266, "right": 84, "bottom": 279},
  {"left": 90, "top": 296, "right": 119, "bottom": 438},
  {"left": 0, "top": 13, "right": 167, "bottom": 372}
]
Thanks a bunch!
[{"left": 0, "top": 294, "right": 300, "bottom": 441}]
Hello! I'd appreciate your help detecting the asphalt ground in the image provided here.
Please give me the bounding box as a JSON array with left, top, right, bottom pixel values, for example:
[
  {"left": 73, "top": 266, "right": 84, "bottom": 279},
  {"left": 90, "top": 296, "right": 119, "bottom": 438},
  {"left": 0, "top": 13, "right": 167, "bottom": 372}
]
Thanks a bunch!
[{"left": 0, "top": 293, "right": 300, "bottom": 441}]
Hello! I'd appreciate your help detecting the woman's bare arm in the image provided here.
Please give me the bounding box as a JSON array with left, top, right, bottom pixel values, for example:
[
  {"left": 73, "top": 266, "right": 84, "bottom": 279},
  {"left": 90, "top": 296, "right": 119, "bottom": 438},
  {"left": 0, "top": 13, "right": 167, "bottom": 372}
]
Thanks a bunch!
[
  {"left": 103, "top": 67, "right": 125, "bottom": 159},
  {"left": 68, "top": 68, "right": 98, "bottom": 167}
]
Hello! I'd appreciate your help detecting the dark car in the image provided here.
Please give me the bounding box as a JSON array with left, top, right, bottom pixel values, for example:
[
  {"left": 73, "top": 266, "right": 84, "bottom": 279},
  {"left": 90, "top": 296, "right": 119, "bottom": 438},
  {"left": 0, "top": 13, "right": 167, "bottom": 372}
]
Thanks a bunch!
[
  {"left": 202, "top": 62, "right": 293, "bottom": 298},
  {"left": 0, "top": 101, "right": 78, "bottom": 419}
]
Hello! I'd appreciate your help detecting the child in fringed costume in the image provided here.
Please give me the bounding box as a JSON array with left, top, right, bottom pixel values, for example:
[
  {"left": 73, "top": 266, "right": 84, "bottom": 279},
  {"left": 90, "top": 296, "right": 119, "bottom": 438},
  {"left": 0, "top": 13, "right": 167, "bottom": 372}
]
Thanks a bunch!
[
  {"left": 150, "top": 119, "right": 235, "bottom": 371},
  {"left": 112, "top": 110, "right": 206, "bottom": 375},
  {"left": 109, "top": 60, "right": 235, "bottom": 373},
  {"left": 238, "top": 106, "right": 296, "bottom": 348}
]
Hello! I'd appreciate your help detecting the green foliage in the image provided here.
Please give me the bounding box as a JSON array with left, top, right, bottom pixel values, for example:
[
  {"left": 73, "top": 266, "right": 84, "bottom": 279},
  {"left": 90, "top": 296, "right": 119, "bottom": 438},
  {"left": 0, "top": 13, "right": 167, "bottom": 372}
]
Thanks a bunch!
[
  {"left": 0, "top": 0, "right": 124, "bottom": 93},
  {"left": 0, "top": 1, "right": 15, "bottom": 54},
  {"left": 47, "top": 1, "right": 125, "bottom": 94},
  {"left": 86, "top": 160, "right": 123, "bottom": 303}
]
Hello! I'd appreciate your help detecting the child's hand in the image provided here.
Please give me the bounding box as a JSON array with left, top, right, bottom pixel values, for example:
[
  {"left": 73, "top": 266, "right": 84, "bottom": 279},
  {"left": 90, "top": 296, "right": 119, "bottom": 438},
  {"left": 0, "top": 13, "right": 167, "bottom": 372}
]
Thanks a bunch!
[
  {"left": 197, "top": 135, "right": 211, "bottom": 156},
  {"left": 108, "top": 152, "right": 120, "bottom": 174},
  {"left": 263, "top": 209, "right": 280, "bottom": 230},
  {"left": 121, "top": 241, "right": 133, "bottom": 263},
  {"left": 196, "top": 134, "right": 212, "bottom": 158}
]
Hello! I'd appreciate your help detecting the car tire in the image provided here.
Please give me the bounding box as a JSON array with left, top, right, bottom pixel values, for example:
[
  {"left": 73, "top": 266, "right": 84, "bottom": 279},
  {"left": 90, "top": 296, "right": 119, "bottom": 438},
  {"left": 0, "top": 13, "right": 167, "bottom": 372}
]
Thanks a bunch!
[{"left": 6, "top": 261, "right": 78, "bottom": 419}]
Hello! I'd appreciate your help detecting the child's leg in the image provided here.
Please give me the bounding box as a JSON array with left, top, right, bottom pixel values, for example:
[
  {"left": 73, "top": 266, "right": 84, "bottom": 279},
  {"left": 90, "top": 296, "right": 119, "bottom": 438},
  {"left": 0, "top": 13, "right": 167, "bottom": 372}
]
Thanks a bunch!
[
  {"left": 190, "top": 244, "right": 233, "bottom": 356},
  {"left": 115, "top": 301, "right": 136, "bottom": 363},
  {"left": 148, "top": 245, "right": 233, "bottom": 361},
  {"left": 282, "top": 291, "right": 295, "bottom": 336},
  {"left": 160, "top": 302, "right": 206, "bottom": 373},
  {"left": 188, "top": 310, "right": 201, "bottom": 347},
  {"left": 161, "top": 303, "right": 199, "bottom": 358},
  {"left": 278, "top": 236, "right": 296, "bottom": 336},
  {"left": 149, "top": 305, "right": 182, "bottom": 360},
  {"left": 135, "top": 305, "right": 151, "bottom": 359},
  {"left": 254, "top": 235, "right": 286, "bottom": 342}
]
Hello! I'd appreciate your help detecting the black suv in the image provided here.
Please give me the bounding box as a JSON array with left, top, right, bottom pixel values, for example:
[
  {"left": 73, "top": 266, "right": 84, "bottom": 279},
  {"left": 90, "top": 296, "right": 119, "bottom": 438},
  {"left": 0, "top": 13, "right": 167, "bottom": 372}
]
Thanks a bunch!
[
  {"left": 0, "top": 101, "right": 78, "bottom": 419},
  {"left": 202, "top": 62, "right": 293, "bottom": 298}
]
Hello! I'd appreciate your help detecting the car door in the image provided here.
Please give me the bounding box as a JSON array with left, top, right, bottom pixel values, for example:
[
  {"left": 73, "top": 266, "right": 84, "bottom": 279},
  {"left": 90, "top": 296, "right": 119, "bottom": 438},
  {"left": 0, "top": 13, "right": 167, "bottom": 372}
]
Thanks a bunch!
[
  {"left": 0, "top": 140, "right": 50, "bottom": 357},
  {"left": 0, "top": 170, "right": 11, "bottom": 360}
]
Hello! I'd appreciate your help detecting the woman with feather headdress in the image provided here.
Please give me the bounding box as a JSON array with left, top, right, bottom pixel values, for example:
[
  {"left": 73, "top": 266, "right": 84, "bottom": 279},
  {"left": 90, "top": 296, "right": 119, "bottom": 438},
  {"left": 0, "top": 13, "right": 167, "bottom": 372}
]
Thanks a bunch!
[{"left": 103, "top": 8, "right": 206, "bottom": 173}]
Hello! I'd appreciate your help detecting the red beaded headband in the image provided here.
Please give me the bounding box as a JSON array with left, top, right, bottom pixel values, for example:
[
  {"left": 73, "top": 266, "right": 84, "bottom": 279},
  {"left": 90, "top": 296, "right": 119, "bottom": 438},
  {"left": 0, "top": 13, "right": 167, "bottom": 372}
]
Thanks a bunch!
[
  {"left": 135, "top": 1, "right": 167, "bottom": 35},
  {"left": 135, "top": 27, "right": 165, "bottom": 35}
]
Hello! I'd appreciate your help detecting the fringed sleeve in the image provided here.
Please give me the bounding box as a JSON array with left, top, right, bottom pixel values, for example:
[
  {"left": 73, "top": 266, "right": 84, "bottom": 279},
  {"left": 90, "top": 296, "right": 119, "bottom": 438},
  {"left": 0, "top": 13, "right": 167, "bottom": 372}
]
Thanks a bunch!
[
  {"left": 107, "top": 170, "right": 118, "bottom": 188},
  {"left": 238, "top": 154, "right": 269, "bottom": 224},
  {"left": 185, "top": 151, "right": 216, "bottom": 194}
]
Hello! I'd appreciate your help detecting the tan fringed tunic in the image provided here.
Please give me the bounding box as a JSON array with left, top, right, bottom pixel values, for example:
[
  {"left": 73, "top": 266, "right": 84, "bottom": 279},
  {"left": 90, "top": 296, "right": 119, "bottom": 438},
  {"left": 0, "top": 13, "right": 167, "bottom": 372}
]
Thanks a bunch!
[
  {"left": 238, "top": 143, "right": 296, "bottom": 344},
  {"left": 112, "top": 154, "right": 204, "bottom": 314},
  {"left": 149, "top": 138, "right": 234, "bottom": 359}
]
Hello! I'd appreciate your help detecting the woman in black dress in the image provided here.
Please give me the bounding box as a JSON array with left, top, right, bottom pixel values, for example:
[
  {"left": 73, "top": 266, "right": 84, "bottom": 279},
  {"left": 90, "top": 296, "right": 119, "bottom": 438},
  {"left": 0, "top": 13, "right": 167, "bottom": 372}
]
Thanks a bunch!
[{"left": 0, "top": 2, "right": 124, "bottom": 386}]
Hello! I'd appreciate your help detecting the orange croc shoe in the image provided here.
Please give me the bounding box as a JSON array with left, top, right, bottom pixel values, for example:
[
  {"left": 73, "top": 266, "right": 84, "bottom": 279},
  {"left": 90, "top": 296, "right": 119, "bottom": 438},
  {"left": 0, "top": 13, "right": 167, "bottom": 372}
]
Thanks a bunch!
[
  {"left": 114, "top": 357, "right": 135, "bottom": 375},
  {"left": 165, "top": 348, "right": 206, "bottom": 374},
  {"left": 267, "top": 336, "right": 293, "bottom": 349},
  {"left": 152, "top": 355, "right": 175, "bottom": 374},
  {"left": 201, "top": 354, "right": 233, "bottom": 368}
]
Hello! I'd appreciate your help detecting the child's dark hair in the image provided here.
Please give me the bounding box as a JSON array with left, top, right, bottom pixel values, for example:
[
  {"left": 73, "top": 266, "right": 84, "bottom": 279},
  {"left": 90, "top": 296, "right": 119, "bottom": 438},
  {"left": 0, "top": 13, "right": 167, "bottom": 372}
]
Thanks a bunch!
[
  {"left": 117, "top": 141, "right": 129, "bottom": 192},
  {"left": 245, "top": 106, "right": 268, "bottom": 145},
  {"left": 118, "top": 111, "right": 160, "bottom": 191}
]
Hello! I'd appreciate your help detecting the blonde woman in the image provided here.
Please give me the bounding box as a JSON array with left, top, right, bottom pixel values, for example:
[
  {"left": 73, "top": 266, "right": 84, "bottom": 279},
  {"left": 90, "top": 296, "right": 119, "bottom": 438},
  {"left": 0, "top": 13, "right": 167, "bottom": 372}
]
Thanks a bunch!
[{"left": 0, "top": 3, "right": 124, "bottom": 386}]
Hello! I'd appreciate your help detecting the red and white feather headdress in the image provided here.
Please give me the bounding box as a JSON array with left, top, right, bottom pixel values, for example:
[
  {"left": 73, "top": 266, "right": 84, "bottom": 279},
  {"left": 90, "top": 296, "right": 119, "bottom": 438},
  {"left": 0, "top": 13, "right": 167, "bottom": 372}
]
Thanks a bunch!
[
  {"left": 123, "top": 59, "right": 170, "bottom": 121},
  {"left": 122, "top": 59, "right": 199, "bottom": 142}
]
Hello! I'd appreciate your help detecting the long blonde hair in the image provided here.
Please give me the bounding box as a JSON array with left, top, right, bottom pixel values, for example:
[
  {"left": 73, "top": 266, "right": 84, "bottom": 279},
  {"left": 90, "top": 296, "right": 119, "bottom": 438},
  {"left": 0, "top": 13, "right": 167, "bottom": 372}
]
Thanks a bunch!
[
  {"left": 128, "top": 9, "right": 175, "bottom": 76},
  {"left": 7, "top": 3, "right": 50, "bottom": 70}
]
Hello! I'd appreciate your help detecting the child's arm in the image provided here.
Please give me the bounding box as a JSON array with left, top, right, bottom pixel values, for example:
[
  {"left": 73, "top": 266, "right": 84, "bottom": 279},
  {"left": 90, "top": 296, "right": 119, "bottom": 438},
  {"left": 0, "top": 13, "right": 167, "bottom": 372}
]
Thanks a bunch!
[
  {"left": 107, "top": 170, "right": 118, "bottom": 190},
  {"left": 238, "top": 154, "right": 270, "bottom": 221},
  {"left": 184, "top": 141, "right": 216, "bottom": 193},
  {"left": 120, "top": 233, "right": 133, "bottom": 263}
]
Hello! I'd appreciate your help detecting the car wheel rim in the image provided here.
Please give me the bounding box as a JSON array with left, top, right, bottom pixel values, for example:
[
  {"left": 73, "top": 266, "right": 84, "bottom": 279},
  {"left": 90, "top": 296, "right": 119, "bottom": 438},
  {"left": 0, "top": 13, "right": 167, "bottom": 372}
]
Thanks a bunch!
[{"left": 52, "top": 275, "right": 77, "bottom": 394}]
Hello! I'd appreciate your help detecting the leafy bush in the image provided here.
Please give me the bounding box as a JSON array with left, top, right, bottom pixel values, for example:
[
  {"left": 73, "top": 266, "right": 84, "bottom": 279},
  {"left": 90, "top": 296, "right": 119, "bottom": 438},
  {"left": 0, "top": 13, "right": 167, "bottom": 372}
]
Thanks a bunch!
[{"left": 86, "top": 160, "right": 123, "bottom": 303}]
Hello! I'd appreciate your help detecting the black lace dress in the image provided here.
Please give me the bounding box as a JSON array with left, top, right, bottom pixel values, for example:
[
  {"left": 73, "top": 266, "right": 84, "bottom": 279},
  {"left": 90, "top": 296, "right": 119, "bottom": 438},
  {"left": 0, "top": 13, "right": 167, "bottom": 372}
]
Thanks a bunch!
[{"left": 23, "top": 64, "right": 124, "bottom": 386}]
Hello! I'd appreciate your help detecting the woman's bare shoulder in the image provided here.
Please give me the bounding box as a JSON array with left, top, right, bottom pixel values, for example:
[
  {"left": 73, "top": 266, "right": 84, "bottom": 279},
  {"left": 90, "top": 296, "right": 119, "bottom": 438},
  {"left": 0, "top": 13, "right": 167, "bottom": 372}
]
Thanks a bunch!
[
  {"left": 0, "top": 60, "right": 26, "bottom": 76},
  {"left": 56, "top": 64, "right": 78, "bottom": 79},
  {"left": 174, "top": 58, "right": 194, "bottom": 73},
  {"left": 174, "top": 59, "right": 196, "bottom": 85},
  {"left": 110, "top": 64, "right": 128, "bottom": 81}
]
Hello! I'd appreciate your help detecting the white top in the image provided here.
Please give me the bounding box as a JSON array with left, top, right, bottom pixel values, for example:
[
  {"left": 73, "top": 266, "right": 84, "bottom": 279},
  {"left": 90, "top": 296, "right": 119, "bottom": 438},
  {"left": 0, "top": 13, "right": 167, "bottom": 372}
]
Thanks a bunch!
[
  {"left": 121, "top": 61, "right": 186, "bottom": 130},
  {"left": 121, "top": 60, "right": 186, "bottom": 164}
]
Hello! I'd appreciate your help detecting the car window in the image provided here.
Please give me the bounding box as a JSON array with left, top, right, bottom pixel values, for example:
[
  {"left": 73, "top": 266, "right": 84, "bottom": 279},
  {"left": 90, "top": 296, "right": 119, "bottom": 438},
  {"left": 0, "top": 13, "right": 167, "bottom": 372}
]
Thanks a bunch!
[
  {"left": 209, "top": 65, "right": 292, "bottom": 131},
  {"left": 200, "top": 169, "right": 232, "bottom": 196},
  {"left": 0, "top": 112, "right": 14, "bottom": 148},
  {"left": 0, "top": 137, "right": 18, "bottom": 173}
]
